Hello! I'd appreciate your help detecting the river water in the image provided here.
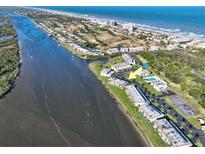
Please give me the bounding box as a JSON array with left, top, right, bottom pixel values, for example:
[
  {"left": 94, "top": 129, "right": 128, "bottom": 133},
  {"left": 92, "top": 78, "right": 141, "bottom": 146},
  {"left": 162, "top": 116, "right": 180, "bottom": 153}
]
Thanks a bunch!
[{"left": 0, "top": 14, "right": 146, "bottom": 147}]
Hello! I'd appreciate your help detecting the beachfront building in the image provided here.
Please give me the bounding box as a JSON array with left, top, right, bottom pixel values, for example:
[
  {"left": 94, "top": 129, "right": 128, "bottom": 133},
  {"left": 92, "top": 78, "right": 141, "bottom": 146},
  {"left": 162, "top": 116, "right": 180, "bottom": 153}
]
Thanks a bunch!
[
  {"left": 136, "top": 55, "right": 149, "bottom": 68},
  {"left": 100, "top": 68, "right": 114, "bottom": 77},
  {"left": 107, "top": 20, "right": 118, "bottom": 27},
  {"left": 111, "top": 62, "right": 133, "bottom": 72},
  {"left": 154, "top": 118, "right": 193, "bottom": 147},
  {"left": 171, "top": 37, "right": 192, "bottom": 44},
  {"left": 122, "top": 53, "right": 136, "bottom": 65},
  {"left": 125, "top": 85, "right": 148, "bottom": 107},
  {"left": 144, "top": 76, "right": 168, "bottom": 92},
  {"left": 122, "top": 23, "right": 136, "bottom": 32},
  {"left": 139, "top": 104, "right": 164, "bottom": 122},
  {"left": 108, "top": 77, "right": 129, "bottom": 89}
]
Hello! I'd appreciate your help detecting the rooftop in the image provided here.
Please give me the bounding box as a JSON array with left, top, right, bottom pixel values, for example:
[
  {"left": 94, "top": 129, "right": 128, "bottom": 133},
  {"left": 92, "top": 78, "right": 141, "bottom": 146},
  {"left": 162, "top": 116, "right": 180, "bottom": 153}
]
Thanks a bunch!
[
  {"left": 139, "top": 104, "right": 164, "bottom": 122},
  {"left": 111, "top": 62, "right": 132, "bottom": 72},
  {"left": 125, "top": 85, "right": 148, "bottom": 106},
  {"left": 154, "top": 118, "right": 192, "bottom": 147}
]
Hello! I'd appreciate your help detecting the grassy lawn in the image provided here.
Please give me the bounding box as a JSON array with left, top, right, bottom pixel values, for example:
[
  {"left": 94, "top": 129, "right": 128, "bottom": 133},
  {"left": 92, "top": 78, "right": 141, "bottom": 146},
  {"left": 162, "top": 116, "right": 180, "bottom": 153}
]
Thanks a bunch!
[
  {"left": 62, "top": 43, "right": 105, "bottom": 59},
  {"left": 89, "top": 62, "right": 168, "bottom": 147},
  {"left": 159, "top": 72, "right": 205, "bottom": 120},
  {"left": 139, "top": 51, "right": 205, "bottom": 117},
  {"left": 103, "top": 55, "right": 124, "bottom": 67},
  {"left": 162, "top": 97, "right": 203, "bottom": 147}
]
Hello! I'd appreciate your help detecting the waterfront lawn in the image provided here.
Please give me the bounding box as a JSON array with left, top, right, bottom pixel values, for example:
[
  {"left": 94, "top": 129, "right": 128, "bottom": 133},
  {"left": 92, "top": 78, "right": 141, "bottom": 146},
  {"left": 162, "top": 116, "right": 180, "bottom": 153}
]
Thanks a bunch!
[{"left": 89, "top": 62, "right": 168, "bottom": 147}]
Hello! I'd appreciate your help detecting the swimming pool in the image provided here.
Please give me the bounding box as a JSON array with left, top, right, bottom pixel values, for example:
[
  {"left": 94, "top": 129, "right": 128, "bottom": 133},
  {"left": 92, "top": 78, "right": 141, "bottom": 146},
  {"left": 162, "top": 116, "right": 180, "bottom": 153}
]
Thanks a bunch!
[{"left": 144, "top": 76, "right": 158, "bottom": 81}]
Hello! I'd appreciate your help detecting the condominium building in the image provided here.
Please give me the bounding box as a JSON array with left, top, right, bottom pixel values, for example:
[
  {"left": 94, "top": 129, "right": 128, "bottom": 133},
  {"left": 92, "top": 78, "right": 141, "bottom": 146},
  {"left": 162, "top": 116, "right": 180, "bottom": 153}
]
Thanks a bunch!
[
  {"left": 125, "top": 85, "right": 148, "bottom": 106},
  {"left": 154, "top": 118, "right": 192, "bottom": 147},
  {"left": 139, "top": 104, "right": 164, "bottom": 122}
]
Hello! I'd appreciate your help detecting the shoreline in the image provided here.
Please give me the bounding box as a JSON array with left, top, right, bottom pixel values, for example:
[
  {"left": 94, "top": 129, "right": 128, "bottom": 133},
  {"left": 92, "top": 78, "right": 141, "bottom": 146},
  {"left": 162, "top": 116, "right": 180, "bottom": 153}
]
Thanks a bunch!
[
  {"left": 48, "top": 27, "right": 157, "bottom": 146},
  {"left": 87, "top": 62, "right": 151, "bottom": 146},
  {"left": 30, "top": 7, "right": 205, "bottom": 40},
  {"left": 32, "top": 21, "right": 107, "bottom": 60},
  {"left": 61, "top": 42, "right": 107, "bottom": 60},
  {"left": 88, "top": 62, "right": 167, "bottom": 147},
  {"left": 11, "top": 9, "right": 204, "bottom": 146}
]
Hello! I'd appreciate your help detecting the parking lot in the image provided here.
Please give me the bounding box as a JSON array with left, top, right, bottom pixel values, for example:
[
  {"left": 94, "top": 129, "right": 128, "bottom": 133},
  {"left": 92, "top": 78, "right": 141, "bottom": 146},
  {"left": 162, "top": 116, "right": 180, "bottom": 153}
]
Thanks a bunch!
[{"left": 169, "top": 96, "right": 197, "bottom": 116}]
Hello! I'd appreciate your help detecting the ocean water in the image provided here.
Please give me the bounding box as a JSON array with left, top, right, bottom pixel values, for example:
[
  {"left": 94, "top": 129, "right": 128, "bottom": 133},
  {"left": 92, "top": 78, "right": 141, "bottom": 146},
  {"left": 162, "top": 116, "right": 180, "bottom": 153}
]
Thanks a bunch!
[{"left": 35, "top": 6, "right": 205, "bottom": 37}]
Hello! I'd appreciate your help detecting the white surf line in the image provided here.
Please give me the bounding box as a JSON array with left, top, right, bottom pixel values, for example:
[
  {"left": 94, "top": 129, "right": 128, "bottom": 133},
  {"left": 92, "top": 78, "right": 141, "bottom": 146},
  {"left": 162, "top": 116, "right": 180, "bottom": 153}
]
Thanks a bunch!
[{"left": 41, "top": 73, "right": 71, "bottom": 146}]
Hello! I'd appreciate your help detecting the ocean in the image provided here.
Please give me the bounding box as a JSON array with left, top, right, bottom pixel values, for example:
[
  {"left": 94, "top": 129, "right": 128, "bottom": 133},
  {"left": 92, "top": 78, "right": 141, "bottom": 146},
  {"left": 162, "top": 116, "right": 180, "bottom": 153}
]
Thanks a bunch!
[{"left": 34, "top": 6, "right": 205, "bottom": 37}]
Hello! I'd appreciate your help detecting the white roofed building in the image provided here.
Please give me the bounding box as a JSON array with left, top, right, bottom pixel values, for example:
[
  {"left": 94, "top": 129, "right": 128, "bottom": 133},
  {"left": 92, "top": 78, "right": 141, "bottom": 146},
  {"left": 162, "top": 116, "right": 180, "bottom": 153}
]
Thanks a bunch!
[
  {"left": 154, "top": 118, "right": 192, "bottom": 147},
  {"left": 122, "top": 53, "right": 136, "bottom": 65},
  {"left": 107, "top": 48, "right": 120, "bottom": 55},
  {"left": 125, "top": 85, "right": 148, "bottom": 107},
  {"left": 129, "top": 47, "right": 145, "bottom": 53},
  {"left": 111, "top": 62, "right": 133, "bottom": 72},
  {"left": 108, "top": 77, "right": 129, "bottom": 89},
  {"left": 100, "top": 68, "right": 114, "bottom": 77}
]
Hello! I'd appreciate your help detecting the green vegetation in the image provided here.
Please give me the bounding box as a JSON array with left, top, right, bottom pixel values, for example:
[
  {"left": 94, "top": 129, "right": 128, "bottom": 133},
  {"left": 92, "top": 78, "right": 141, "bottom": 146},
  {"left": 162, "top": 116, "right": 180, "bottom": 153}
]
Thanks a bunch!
[
  {"left": 136, "top": 34, "right": 148, "bottom": 40},
  {"left": 140, "top": 51, "right": 205, "bottom": 113},
  {"left": 83, "top": 41, "right": 98, "bottom": 49},
  {"left": 89, "top": 62, "right": 168, "bottom": 147},
  {"left": 164, "top": 97, "right": 201, "bottom": 129},
  {"left": 0, "top": 17, "right": 20, "bottom": 97},
  {"left": 0, "top": 23, "right": 16, "bottom": 36},
  {"left": 103, "top": 55, "right": 123, "bottom": 67},
  {"left": 134, "top": 75, "right": 161, "bottom": 96}
]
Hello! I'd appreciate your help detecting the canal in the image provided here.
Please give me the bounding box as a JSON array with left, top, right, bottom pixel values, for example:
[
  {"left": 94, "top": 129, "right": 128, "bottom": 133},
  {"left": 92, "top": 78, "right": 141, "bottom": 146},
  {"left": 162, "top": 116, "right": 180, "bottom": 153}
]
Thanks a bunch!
[{"left": 0, "top": 14, "right": 146, "bottom": 147}]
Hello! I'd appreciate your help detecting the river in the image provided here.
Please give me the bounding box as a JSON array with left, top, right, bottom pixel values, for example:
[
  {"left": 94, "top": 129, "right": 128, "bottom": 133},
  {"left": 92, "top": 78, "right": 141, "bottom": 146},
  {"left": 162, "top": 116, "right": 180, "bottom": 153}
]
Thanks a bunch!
[{"left": 0, "top": 14, "right": 146, "bottom": 147}]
